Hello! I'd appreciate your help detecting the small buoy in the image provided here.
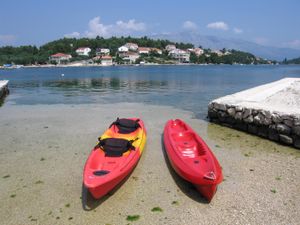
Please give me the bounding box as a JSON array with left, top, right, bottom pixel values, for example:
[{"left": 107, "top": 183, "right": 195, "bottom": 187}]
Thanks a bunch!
[{"left": 61, "top": 73, "right": 64, "bottom": 77}]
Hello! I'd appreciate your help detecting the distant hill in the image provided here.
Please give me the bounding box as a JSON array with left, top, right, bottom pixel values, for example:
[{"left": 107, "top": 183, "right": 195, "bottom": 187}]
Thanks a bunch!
[
  {"left": 150, "top": 32, "right": 300, "bottom": 61},
  {"left": 284, "top": 57, "right": 300, "bottom": 64}
]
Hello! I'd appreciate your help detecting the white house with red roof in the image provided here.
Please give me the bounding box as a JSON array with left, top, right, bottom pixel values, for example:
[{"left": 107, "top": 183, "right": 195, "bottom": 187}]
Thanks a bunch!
[
  {"left": 138, "top": 47, "right": 151, "bottom": 54},
  {"left": 168, "top": 49, "right": 190, "bottom": 63},
  {"left": 75, "top": 47, "right": 91, "bottom": 56},
  {"left": 101, "top": 55, "right": 113, "bottom": 66},
  {"left": 49, "top": 53, "right": 72, "bottom": 64}
]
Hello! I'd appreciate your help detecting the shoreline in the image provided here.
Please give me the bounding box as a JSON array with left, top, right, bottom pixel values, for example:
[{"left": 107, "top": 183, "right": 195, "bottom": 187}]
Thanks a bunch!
[
  {"left": 1, "top": 103, "right": 299, "bottom": 225},
  {"left": 0, "top": 62, "right": 281, "bottom": 70}
]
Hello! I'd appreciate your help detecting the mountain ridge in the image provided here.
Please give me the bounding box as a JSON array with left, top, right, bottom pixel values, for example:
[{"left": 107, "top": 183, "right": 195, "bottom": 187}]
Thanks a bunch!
[{"left": 150, "top": 32, "right": 300, "bottom": 61}]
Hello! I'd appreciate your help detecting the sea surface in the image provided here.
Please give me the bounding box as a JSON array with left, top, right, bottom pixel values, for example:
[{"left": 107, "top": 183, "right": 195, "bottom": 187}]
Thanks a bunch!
[{"left": 1, "top": 65, "right": 300, "bottom": 118}]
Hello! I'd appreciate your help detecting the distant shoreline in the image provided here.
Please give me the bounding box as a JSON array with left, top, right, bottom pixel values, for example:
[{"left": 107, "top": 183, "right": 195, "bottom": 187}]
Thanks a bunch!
[{"left": 0, "top": 62, "right": 283, "bottom": 70}]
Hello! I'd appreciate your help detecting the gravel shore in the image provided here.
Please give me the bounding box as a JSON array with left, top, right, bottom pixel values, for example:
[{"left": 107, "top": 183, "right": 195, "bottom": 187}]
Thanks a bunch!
[{"left": 0, "top": 103, "right": 299, "bottom": 225}]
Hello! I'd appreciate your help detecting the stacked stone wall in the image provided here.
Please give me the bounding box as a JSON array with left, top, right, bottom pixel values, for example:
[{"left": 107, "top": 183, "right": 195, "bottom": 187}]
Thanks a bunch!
[{"left": 208, "top": 102, "right": 300, "bottom": 149}]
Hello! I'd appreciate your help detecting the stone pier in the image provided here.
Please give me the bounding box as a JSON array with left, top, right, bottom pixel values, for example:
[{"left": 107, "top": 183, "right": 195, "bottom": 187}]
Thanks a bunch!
[
  {"left": 208, "top": 78, "right": 300, "bottom": 149},
  {"left": 0, "top": 80, "right": 9, "bottom": 99}
]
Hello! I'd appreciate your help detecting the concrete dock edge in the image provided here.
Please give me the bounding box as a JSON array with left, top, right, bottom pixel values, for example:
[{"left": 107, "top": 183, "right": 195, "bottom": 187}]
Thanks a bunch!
[
  {"left": 208, "top": 78, "right": 300, "bottom": 149},
  {"left": 0, "top": 80, "right": 9, "bottom": 100}
]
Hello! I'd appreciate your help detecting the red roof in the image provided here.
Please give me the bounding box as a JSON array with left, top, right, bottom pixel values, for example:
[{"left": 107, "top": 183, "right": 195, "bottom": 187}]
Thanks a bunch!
[
  {"left": 51, "top": 53, "right": 70, "bottom": 57},
  {"left": 138, "top": 47, "right": 151, "bottom": 51}
]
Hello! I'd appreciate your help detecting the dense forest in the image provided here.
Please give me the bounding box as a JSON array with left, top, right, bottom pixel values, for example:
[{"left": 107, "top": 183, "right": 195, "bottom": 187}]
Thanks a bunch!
[{"left": 0, "top": 36, "right": 272, "bottom": 65}]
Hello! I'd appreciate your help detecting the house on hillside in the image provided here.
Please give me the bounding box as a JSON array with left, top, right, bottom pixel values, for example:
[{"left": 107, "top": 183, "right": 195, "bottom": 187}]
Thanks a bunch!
[
  {"left": 138, "top": 47, "right": 151, "bottom": 54},
  {"left": 168, "top": 49, "right": 190, "bottom": 63},
  {"left": 122, "top": 52, "right": 140, "bottom": 64},
  {"left": 96, "top": 48, "right": 110, "bottom": 56},
  {"left": 165, "top": 44, "right": 176, "bottom": 52},
  {"left": 76, "top": 47, "right": 91, "bottom": 56},
  {"left": 151, "top": 48, "right": 162, "bottom": 55},
  {"left": 124, "top": 43, "right": 139, "bottom": 51},
  {"left": 101, "top": 55, "right": 113, "bottom": 66},
  {"left": 118, "top": 46, "right": 129, "bottom": 53},
  {"left": 188, "top": 48, "right": 204, "bottom": 56},
  {"left": 49, "top": 53, "right": 72, "bottom": 64}
]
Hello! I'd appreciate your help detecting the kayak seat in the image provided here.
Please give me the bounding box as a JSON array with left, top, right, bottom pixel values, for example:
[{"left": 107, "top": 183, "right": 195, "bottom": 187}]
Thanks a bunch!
[
  {"left": 110, "top": 118, "right": 140, "bottom": 134},
  {"left": 98, "top": 138, "right": 135, "bottom": 157}
]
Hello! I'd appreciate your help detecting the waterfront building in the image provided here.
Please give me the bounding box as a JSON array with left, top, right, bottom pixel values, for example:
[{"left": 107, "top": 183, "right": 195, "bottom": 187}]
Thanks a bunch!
[
  {"left": 168, "top": 49, "right": 190, "bottom": 63},
  {"left": 76, "top": 47, "right": 91, "bottom": 56},
  {"left": 96, "top": 48, "right": 110, "bottom": 56},
  {"left": 49, "top": 53, "right": 72, "bottom": 64}
]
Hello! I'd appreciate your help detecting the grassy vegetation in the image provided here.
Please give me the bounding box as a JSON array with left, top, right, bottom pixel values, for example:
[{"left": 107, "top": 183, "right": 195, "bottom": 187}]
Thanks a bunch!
[
  {"left": 126, "top": 215, "right": 140, "bottom": 221},
  {"left": 151, "top": 207, "right": 163, "bottom": 212}
]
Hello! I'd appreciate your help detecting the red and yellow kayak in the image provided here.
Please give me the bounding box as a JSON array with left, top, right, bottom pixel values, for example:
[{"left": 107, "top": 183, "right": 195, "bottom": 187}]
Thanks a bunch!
[
  {"left": 83, "top": 118, "right": 146, "bottom": 199},
  {"left": 163, "top": 119, "right": 222, "bottom": 201}
]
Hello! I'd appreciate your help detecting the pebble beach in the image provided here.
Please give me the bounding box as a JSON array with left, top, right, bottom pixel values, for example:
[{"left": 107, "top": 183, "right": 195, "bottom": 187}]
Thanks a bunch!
[{"left": 0, "top": 103, "right": 299, "bottom": 225}]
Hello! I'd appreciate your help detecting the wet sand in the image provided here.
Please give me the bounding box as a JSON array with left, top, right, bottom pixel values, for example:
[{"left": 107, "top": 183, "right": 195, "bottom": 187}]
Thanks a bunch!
[{"left": 0, "top": 103, "right": 299, "bottom": 225}]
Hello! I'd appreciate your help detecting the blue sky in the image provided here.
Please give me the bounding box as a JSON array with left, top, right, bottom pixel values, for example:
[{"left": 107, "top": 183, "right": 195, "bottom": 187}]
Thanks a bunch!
[{"left": 0, "top": 0, "right": 299, "bottom": 49}]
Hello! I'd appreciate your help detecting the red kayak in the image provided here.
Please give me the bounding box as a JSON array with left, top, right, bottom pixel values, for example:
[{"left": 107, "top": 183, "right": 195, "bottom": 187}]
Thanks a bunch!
[
  {"left": 83, "top": 118, "right": 147, "bottom": 199},
  {"left": 163, "top": 119, "right": 222, "bottom": 201}
]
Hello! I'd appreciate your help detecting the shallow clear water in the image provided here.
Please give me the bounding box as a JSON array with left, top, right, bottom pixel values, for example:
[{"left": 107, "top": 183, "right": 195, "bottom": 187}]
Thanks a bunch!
[{"left": 1, "top": 65, "right": 300, "bottom": 118}]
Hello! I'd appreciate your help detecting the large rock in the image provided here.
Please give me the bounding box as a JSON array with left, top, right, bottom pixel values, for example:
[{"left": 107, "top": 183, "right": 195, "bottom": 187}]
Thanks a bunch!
[
  {"left": 283, "top": 119, "right": 294, "bottom": 127},
  {"left": 243, "top": 108, "right": 252, "bottom": 119},
  {"left": 227, "top": 107, "right": 236, "bottom": 117},
  {"left": 208, "top": 110, "right": 218, "bottom": 119},
  {"left": 243, "top": 115, "right": 254, "bottom": 123},
  {"left": 217, "top": 111, "right": 228, "bottom": 122},
  {"left": 214, "top": 103, "right": 227, "bottom": 111},
  {"left": 276, "top": 124, "right": 291, "bottom": 135},
  {"left": 268, "top": 127, "right": 279, "bottom": 141},
  {"left": 235, "top": 105, "right": 243, "bottom": 112},
  {"left": 262, "top": 110, "right": 272, "bottom": 119},
  {"left": 292, "top": 126, "right": 300, "bottom": 136},
  {"left": 294, "top": 118, "right": 300, "bottom": 126},
  {"left": 254, "top": 113, "right": 264, "bottom": 125},
  {"left": 271, "top": 113, "right": 282, "bottom": 123},
  {"left": 279, "top": 134, "right": 293, "bottom": 145},
  {"left": 254, "top": 112, "right": 272, "bottom": 126},
  {"left": 234, "top": 112, "right": 243, "bottom": 121}
]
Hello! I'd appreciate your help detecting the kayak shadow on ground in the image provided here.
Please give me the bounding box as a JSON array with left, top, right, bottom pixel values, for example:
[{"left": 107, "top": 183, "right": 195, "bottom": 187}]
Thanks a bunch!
[
  {"left": 81, "top": 165, "right": 136, "bottom": 211},
  {"left": 81, "top": 184, "right": 110, "bottom": 211},
  {"left": 161, "top": 134, "right": 209, "bottom": 204}
]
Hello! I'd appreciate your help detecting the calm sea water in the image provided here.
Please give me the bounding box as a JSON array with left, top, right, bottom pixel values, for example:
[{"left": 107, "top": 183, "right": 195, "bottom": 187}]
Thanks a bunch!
[{"left": 1, "top": 65, "right": 300, "bottom": 118}]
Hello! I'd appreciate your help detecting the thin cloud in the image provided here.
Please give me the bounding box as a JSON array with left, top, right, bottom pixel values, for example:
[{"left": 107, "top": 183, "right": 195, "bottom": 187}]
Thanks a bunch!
[
  {"left": 64, "top": 32, "right": 80, "bottom": 38},
  {"left": 0, "top": 34, "right": 16, "bottom": 45},
  {"left": 85, "top": 16, "right": 146, "bottom": 38},
  {"left": 233, "top": 27, "right": 243, "bottom": 34},
  {"left": 182, "top": 21, "right": 198, "bottom": 31},
  {"left": 254, "top": 37, "right": 269, "bottom": 45},
  {"left": 207, "top": 21, "right": 229, "bottom": 31}
]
